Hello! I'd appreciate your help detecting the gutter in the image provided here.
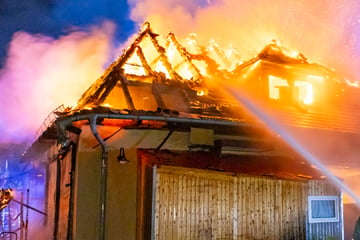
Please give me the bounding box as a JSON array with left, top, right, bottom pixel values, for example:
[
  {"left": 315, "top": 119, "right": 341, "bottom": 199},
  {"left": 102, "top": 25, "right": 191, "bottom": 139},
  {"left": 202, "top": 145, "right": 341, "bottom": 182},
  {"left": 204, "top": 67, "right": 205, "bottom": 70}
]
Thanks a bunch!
[{"left": 56, "top": 112, "right": 253, "bottom": 145}]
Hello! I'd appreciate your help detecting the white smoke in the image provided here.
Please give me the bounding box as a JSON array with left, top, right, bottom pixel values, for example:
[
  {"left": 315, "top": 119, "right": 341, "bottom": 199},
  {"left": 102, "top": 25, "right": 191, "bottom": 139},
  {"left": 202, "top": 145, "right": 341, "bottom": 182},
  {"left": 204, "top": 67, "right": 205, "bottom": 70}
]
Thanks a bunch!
[{"left": 0, "top": 21, "right": 115, "bottom": 143}]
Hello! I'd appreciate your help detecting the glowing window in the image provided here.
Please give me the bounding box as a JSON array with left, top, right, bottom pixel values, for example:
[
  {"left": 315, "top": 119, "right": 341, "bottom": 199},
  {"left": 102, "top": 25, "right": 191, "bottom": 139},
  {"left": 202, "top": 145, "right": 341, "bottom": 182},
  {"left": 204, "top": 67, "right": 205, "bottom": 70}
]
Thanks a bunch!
[
  {"left": 269, "top": 75, "right": 289, "bottom": 100},
  {"left": 295, "top": 81, "right": 313, "bottom": 105},
  {"left": 308, "top": 196, "right": 339, "bottom": 223}
]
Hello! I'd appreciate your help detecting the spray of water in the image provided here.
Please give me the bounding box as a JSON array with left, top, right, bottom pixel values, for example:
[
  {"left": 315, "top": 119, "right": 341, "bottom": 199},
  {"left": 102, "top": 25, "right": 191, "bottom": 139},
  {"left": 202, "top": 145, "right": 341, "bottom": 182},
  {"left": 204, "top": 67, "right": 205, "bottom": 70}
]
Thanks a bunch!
[{"left": 225, "top": 86, "right": 360, "bottom": 207}]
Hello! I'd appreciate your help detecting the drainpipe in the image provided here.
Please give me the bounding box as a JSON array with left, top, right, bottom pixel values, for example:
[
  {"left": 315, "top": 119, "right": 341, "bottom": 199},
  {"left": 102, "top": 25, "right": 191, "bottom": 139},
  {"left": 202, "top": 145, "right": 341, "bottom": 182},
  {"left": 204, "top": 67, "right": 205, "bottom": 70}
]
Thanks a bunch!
[{"left": 89, "top": 115, "right": 108, "bottom": 240}]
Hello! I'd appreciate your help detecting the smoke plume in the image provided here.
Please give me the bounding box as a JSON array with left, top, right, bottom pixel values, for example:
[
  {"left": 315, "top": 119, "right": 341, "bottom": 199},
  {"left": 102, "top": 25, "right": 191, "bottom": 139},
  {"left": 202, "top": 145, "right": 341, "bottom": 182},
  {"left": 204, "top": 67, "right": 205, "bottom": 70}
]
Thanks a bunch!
[{"left": 0, "top": 22, "right": 114, "bottom": 143}]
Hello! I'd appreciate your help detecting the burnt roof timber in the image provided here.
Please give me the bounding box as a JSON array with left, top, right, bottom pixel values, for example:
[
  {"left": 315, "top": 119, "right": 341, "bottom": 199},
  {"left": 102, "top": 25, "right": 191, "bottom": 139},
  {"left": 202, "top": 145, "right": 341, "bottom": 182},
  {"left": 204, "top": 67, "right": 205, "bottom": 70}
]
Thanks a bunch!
[
  {"left": 75, "top": 22, "right": 187, "bottom": 110},
  {"left": 134, "top": 46, "right": 155, "bottom": 76},
  {"left": 166, "top": 32, "right": 202, "bottom": 82}
]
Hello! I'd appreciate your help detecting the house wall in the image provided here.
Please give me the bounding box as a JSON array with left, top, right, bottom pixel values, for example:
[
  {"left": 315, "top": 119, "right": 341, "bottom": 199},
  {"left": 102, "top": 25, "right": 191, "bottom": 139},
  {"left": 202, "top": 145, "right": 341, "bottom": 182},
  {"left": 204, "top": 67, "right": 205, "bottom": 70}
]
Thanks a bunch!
[
  {"left": 153, "top": 166, "right": 337, "bottom": 240},
  {"left": 70, "top": 125, "right": 342, "bottom": 240},
  {"left": 73, "top": 126, "right": 189, "bottom": 240},
  {"left": 46, "top": 159, "right": 56, "bottom": 238},
  {"left": 43, "top": 143, "right": 73, "bottom": 240},
  {"left": 59, "top": 148, "right": 72, "bottom": 239}
]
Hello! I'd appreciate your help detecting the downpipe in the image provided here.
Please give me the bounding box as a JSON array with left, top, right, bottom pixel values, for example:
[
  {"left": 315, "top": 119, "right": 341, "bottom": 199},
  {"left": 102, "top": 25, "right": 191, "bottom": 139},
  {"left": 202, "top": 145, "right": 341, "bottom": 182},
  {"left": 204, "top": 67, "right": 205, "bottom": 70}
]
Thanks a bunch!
[{"left": 89, "top": 115, "right": 108, "bottom": 240}]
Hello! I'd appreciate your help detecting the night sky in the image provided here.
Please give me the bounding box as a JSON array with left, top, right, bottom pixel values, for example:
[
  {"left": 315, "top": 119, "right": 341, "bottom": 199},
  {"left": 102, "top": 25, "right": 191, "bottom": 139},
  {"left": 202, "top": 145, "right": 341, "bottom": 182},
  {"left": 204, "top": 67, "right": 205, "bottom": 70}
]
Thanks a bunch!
[{"left": 0, "top": 0, "right": 135, "bottom": 67}]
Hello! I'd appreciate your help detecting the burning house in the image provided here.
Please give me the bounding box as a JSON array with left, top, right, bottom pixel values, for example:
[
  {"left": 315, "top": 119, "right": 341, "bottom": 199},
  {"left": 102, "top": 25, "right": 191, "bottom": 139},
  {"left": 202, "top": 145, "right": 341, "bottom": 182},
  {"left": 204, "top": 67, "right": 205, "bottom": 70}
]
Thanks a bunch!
[{"left": 21, "top": 22, "right": 360, "bottom": 239}]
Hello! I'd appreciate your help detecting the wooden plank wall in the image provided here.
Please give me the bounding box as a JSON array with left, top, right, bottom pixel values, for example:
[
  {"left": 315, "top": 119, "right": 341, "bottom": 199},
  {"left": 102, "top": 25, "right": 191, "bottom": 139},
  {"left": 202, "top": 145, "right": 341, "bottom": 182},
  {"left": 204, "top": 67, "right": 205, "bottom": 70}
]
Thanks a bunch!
[
  {"left": 154, "top": 167, "right": 235, "bottom": 240},
  {"left": 235, "top": 175, "right": 307, "bottom": 240},
  {"left": 153, "top": 166, "right": 337, "bottom": 240}
]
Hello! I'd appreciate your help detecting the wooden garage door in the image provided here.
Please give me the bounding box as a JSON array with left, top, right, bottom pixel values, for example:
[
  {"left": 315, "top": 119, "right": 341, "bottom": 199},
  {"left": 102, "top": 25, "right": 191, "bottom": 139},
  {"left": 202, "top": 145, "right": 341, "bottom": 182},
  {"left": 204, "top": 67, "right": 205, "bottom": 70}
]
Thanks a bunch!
[{"left": 153, "top": 166, "right": 308, "bottom": 240}]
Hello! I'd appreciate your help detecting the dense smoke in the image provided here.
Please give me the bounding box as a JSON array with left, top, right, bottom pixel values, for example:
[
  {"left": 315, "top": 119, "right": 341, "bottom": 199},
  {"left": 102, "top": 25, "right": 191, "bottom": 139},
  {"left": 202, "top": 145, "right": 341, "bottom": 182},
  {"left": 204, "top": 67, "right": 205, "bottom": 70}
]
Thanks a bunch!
[
  {"left": 0, "top": 22, "right": 114, "bottom": 143},
  {"left": 0, "top": 0, "right": 136, "bottom": 144}
]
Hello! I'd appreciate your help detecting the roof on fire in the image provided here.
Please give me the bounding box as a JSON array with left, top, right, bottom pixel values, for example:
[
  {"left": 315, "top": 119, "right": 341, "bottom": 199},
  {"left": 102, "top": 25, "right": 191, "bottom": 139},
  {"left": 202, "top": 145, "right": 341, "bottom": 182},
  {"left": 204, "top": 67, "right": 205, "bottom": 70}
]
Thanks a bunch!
[
  {"left": 26, "top": 22, "right": 360, "bottom": 181},
  {"left": 66, "top": 22, "right": 360, "bottom": 134}
]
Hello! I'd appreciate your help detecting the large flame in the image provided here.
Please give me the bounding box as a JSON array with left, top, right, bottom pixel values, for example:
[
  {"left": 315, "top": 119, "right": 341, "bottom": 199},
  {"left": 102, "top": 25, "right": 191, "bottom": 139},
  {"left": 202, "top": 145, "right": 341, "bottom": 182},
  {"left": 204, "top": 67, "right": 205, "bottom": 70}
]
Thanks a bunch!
[
  {"left": 120, "top": 22, "right": 339, "bottom": 111},
  {"left": 128, "top": 0, "right": 360, "bottom": 81}
]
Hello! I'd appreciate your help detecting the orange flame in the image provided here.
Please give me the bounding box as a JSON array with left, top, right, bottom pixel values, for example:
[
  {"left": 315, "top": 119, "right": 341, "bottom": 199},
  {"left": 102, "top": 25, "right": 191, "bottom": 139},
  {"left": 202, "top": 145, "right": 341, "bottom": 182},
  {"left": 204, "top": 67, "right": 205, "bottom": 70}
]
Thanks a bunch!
[{"left": 0, "top": 189, "right": 13, "bottom": 211}]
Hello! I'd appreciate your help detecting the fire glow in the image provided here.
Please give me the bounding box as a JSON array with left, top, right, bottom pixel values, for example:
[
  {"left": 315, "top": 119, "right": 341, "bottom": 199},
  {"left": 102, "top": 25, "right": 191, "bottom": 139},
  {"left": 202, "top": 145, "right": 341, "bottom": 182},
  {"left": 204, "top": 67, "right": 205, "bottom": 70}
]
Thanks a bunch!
[
  {"left": 0, "top": 189, "right": 13, "bottom": 211},
  {"left": 118, "top": 22, "right": 344, "bottom": 111}
]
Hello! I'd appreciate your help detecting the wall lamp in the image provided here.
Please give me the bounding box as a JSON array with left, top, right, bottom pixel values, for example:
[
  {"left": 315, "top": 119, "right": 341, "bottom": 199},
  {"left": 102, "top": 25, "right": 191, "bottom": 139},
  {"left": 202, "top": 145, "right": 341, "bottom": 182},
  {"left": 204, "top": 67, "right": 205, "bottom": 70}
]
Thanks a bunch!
[{"left": 117, "top": 147, "right": 130, "bottom": 164}]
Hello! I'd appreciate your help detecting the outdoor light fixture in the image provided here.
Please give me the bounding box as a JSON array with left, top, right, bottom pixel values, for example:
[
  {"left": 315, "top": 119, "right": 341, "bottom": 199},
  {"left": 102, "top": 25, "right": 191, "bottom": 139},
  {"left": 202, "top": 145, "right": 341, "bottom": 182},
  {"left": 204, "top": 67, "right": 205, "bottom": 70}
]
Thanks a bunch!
[{"left": 117, "top": 147, "right": 130, "bottom": 164}]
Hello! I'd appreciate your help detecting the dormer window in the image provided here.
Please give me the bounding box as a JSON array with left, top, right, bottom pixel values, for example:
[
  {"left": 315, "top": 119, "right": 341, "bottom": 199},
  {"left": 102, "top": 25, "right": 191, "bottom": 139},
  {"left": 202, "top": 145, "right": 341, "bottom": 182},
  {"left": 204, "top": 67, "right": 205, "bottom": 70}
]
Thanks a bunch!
[{"left": 269, "top": 75, "right": 314, "bottom": 106}]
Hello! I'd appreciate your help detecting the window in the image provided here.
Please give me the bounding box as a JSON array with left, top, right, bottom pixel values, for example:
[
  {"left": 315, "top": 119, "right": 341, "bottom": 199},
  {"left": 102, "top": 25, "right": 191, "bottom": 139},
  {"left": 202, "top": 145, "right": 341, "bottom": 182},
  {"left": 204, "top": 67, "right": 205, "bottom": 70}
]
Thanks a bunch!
[
  {"left": 269, "top": 75, "right": 289, "bottom": 100},
  {"left": 294, "top": 81, "right": 313, "bottom": 105},
  {"left": 308, "top": 196, "right": 340, "bottom": 223},
  {"left": 268, "top": 75, "right": 316, "bottom": 105}
]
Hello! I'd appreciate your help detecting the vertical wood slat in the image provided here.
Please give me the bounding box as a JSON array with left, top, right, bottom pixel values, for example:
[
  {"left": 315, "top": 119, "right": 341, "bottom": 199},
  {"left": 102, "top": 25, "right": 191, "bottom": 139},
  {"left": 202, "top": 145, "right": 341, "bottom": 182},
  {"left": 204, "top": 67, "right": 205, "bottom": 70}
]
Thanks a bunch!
[
  {"left": 154, "top": 166, "right": 340, "bottom": 240},
  {"left": 274, "top": 179, "right": 282, "bottom": 239},
  {"left": 232, "top": 178, "right": 238, "bottom": 240}
]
